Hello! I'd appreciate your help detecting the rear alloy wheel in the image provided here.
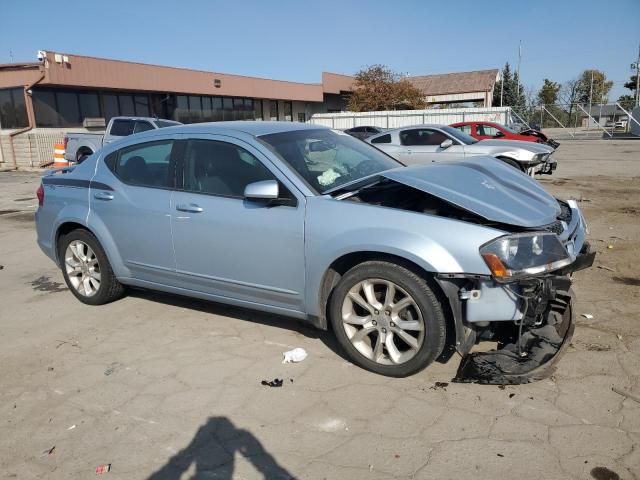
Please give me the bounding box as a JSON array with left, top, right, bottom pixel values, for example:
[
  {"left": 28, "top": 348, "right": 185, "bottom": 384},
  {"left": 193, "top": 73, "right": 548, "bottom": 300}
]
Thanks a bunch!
[
  {"left": 59, "top": 229, "right": 124, "bottom": 305},
  {"left": 330, "top": 261, "right": 446, "bottom": 377}
]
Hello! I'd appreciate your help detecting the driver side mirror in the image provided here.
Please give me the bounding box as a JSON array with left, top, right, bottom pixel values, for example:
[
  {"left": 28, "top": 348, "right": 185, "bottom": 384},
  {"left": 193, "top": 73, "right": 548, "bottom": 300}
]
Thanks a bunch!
[
  {"left": 440, "top": 138, "right": 453, "bottom": 149},
  {"left": 244, "top": 180, "right": 279, "bottom": 201},
  {"left": 494, "top": 131, "right": 505, "bottom": 138}
]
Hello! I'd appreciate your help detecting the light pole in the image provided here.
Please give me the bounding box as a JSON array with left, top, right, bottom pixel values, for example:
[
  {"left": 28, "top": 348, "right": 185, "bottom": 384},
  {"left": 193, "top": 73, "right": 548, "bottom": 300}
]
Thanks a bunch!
[{"left": 634, "top": 42, "right": 640, "bottom": 107}]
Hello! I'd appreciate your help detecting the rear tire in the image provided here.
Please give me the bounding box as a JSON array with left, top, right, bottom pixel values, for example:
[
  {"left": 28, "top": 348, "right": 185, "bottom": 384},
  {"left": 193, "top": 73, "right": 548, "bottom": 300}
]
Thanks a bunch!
[
  {"left": 58, "top": 229, "right": 125, "bottom": 305},
  {"left": 329, "top": 261, "right": 446, "bottom": 377}
]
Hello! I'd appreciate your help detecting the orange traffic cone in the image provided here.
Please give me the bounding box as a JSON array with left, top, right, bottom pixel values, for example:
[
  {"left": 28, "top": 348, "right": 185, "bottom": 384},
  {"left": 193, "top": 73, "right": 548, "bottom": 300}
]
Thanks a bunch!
[{"left": 53, "top": 143, "right": 68, "bottom": 168}]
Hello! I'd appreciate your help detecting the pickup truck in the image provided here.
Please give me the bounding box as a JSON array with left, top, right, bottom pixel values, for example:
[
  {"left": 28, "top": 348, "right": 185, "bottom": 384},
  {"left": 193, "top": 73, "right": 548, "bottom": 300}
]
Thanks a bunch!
[{"left": 64, "top": 116, "right": 181, "bottom": 163}]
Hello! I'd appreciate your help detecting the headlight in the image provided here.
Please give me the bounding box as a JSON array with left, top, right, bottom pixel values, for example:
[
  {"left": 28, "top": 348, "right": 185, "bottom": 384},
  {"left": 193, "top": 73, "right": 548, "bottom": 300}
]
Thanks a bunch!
[
  {"left": 480, "top": 232, "right": 573, "bottom": 281},
  {"left": 533, "top": 153, "right": 548, "bottom": 163}
]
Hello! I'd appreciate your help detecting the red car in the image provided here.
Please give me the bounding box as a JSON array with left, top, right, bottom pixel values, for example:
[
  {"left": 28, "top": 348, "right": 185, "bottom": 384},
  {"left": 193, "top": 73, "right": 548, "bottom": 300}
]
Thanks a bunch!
[{"left": 450, "top": 121, "right": 559, "bottom": 149}]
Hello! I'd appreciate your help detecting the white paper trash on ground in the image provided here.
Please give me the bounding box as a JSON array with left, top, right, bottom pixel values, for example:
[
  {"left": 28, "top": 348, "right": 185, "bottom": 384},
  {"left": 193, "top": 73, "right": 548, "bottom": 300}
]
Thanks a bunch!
[{"left": 282, "top": 348, "right": 308, "bottom": 363}]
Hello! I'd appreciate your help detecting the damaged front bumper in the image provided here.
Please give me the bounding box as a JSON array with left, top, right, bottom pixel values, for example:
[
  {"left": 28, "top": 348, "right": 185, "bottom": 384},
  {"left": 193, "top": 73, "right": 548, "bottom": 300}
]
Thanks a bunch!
[{"left": 435, "top": 227, "right": 594, "bottom": 385}]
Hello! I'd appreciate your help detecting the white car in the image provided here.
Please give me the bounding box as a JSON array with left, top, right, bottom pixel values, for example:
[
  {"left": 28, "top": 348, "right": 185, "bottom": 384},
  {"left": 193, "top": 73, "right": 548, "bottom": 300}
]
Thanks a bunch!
[{"left": 367, "top": 125, "right": 556, "bottom": 175}]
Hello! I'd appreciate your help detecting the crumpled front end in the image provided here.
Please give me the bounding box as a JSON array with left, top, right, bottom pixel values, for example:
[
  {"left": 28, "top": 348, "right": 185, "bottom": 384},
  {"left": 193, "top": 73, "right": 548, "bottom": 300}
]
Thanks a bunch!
[{"left": 436, "top": 200, "right": 594, "bottom": 384}]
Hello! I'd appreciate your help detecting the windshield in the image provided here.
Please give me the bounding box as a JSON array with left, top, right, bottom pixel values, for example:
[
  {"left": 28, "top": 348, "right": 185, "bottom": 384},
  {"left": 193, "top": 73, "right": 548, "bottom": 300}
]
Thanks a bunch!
[
  {"left": 501, "top": 123, "right": 518, "bottom": 134},
  {"left": 441, "top": 126, "right": 478, "bottom": 145},
  {"left": 259, "top": 128, "right": 403, "bottom": 194}
]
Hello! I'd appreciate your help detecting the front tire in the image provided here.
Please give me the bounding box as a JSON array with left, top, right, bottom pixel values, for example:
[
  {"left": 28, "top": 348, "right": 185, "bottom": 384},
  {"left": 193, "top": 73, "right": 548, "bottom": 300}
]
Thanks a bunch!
[
  {"left": 58, "top": 229, "right": 124, "bottom": 305},
  {"left": 497, "top": 156, "right": 526, "bottom": 172},
  {"left": 329, "top": 261, "right": 447, "bottom": 377}
]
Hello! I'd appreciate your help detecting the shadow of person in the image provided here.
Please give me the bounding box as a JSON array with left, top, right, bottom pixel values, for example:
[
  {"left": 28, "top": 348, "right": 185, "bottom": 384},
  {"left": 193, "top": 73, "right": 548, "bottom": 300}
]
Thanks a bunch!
[{"left": 147, "top": 416, "right": 295, "bottom": 479}]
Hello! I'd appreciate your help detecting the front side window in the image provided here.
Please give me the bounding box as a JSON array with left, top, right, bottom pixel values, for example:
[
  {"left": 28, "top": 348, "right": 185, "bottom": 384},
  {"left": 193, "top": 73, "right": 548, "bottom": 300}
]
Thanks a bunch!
[
  {"left": 477, "top": 124, "right": 499, "bottom": 136},
  {"left": 441, "top": 126, "right": 477, "bottom": 145},
  {"left": 400, "top": 129, "right": 448, "bottom": 146},
  {"left": 109, "top": 140, "right": 173, "bottom": 188},
  {"left": 260, "top": 128, "right": 402, "bottom": 194},
  {"left": 182, "top": 140, "right": 275, "bottom": 198}
]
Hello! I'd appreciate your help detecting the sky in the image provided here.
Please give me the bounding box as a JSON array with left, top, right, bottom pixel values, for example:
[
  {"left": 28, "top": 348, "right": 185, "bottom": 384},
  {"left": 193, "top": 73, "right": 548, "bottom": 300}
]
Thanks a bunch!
[{"left": 2, "top": 0, "right": 639, "bottom": 101}]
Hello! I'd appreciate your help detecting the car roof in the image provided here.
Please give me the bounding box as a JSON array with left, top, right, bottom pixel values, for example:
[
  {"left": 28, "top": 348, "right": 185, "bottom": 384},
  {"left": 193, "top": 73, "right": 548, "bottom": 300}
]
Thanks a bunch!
[
  {"left": 147, "top": 121, "right": 328, "bottom": 138},
  {"left": 367, "top": 124, "right": 448, "bottom": 138}
]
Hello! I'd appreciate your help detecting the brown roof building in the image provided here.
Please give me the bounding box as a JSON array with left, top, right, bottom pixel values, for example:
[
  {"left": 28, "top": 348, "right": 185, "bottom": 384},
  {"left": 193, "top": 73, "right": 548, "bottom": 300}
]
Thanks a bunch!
[
  {"left": 0, "top": 50, "right": 355, "bottom": 132},
  {"left": 407, "top": 69, "right": 500, "bottom": 107}
]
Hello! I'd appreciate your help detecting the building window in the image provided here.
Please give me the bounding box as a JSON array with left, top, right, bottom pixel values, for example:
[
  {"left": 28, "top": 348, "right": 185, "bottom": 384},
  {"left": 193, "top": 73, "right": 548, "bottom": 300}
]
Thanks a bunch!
[
  {"left": 212, "top": 97, "right": 223, "bottom": 122},
  {"left": 0, "top": 88, "right": 28, "bottom": 129},
  {"left": 284, "top": 101, "right": 292, "bottom": 121},
  {"left": 102, "top": 94, "right": 119, "bottom": 122},
  {"left": 269, "top": 100, "right": 278, "bottom": 121},
  {"left": 134, "top": 95, "right": 150, "bottom": 117},
  {"left": 254, "top": 100, "right": 263, "bottom": 121},
  {"left": 118, "top": 95, "right": 135, "bottom": 116},
  {"left": 222, "top": 97, "right": 233, "bottom": 121},
  {"left": 297, "top": 112, "right": 306, "bottom": 123}
]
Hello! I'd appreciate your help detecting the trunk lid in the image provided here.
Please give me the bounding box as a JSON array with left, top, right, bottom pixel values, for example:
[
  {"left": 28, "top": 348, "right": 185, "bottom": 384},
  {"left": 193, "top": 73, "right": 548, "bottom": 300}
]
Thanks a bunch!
[{"left": 381, "top": 156, "right": 560, "bottom": 227}]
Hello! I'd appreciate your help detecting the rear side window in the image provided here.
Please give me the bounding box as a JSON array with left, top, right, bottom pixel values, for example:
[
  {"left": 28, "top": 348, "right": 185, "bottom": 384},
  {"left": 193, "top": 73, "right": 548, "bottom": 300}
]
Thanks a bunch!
[
  {"left": 107, "top": 140, "right": 174, "bottom": 188},
  {"left": 110, "top": 119, "right": 134, "bottom": 137},
  {"left": 133, "top": 121, "right": 154, "bottom": 133},
  {"left": 371, "top": 134, "right": 391, "bottom": 144}
]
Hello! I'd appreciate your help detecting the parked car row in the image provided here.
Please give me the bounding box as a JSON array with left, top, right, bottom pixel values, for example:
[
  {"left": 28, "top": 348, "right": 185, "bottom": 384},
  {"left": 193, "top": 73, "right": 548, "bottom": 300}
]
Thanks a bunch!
[
  {"left": 365, "top": 125, "right": 556, "bottom": 175},
  {"left": 344, "top": 121, "right": 559, "bottom": 175},
  {"left": 36, "top": 121, "right": 593, "bottom": 382}
]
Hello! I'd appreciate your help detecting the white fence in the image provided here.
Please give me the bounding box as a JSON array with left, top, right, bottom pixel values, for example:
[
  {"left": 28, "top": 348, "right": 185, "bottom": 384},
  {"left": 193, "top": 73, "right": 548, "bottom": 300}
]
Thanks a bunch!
[{"left": 309, "top": 107, "right": 513, "bottom": 129}]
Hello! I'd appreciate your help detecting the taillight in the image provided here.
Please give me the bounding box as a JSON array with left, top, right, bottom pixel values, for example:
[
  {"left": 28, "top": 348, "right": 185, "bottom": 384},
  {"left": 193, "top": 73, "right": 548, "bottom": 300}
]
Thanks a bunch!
[
  {"left": 63, "top": 136, "right": 69, "bottom": 150},
  {"left": 36, "top": 184, "right": 44, "bottom": 207}
]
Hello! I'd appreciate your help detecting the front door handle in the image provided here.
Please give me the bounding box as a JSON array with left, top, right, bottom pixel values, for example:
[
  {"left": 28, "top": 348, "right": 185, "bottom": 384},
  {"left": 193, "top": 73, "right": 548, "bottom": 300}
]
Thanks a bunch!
[
  {"left": 176, "top": 203, "right": 204, "bottom": 213},
  {"left": 405, "top": 149, "right": 412, "bottom": 154},
  {"left": 94, "top": 192, "right": 114, "bottom": 201}
]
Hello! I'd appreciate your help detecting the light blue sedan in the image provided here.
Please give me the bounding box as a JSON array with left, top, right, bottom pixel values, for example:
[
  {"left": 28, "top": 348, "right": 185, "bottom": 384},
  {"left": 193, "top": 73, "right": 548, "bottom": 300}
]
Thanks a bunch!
[{"left": 35, "top": 122, "right": 593, "bottom": 379}]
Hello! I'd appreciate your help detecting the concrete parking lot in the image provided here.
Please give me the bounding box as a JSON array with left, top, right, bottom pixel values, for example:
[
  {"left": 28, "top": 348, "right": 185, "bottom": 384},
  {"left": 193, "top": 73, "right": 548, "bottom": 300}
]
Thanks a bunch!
[{"left": 1, "top": 140, "right": 639, "bottom": 480}]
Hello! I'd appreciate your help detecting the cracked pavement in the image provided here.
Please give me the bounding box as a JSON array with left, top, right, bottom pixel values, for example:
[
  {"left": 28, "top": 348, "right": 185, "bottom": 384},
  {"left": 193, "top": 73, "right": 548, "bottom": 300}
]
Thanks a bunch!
[{"left": 0, "top": 140, "right": 639, "bottom": 479}]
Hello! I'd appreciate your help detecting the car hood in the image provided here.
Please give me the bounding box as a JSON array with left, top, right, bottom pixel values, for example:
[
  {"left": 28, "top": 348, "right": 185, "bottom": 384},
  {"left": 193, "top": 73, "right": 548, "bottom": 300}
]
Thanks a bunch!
[
  {"left": 381, "top": 156, "right": 561, "bottom": 227},
  {"left": 477, "top": 139, "right": 553, "bottom": 153}
]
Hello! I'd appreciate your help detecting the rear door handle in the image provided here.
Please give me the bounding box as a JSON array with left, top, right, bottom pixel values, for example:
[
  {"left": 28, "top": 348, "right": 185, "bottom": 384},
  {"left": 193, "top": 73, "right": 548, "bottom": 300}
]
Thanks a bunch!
[
  {"left": 93, "top": 192, "right": 114, "bottom": 201},
  {"left": 176, "top": 203, "right": 204, "bottom": 213}
]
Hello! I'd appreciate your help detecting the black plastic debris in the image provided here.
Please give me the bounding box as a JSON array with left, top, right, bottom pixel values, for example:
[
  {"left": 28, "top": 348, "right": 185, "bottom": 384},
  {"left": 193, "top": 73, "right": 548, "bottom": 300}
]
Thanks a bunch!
[
  {"left": 429, "top": 382, "right": 448, "bottom": 391},
  {"left": 261, "top": 378, "right": 283, "bottom": 388},
  {"left": 454, "top": 303, "right": 574, "bottom": 385}
]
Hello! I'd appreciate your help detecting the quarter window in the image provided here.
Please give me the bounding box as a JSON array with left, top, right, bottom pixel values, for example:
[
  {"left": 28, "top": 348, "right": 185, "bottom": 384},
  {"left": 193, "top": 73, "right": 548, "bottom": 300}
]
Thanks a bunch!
[
  {"left": 400, "top": 129, "right": 448, "bottom": 146},
  {"left": 182, "top": 140, "right": 275, "bottom": 198},
  {"left": 371, "top": 133, "right": 391, "bottom": 144},
  {"left": 110, "top": 140, "right": 173, "bottom": 188}
]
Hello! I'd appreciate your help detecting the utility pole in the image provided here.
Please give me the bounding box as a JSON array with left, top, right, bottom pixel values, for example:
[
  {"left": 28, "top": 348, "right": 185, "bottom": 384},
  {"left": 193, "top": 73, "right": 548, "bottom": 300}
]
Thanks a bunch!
[
  {"left": 588, "top": 70, "right": 594, "bottom": 128},
  {"left": 635, "top": 42, "right": 640, "bottom": 107},
  {"left": 516, "top": 41, "right": 522, "bottom": 98}
]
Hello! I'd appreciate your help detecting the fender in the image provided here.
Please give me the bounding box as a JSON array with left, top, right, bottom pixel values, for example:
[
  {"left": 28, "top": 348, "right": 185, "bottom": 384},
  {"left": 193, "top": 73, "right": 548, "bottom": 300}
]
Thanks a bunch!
[{"left": 85, "top": 208, "right": 131, "bottom": 279}]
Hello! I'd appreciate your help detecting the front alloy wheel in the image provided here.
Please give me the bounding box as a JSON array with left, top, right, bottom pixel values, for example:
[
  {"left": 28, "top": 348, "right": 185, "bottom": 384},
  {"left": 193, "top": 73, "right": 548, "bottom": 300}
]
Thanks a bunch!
[
  {"left": 330, "top": 261, "right": 446, "bottom": 377},
  {"left": 342, "top": 279, "right": 425, "bottom": 365}
]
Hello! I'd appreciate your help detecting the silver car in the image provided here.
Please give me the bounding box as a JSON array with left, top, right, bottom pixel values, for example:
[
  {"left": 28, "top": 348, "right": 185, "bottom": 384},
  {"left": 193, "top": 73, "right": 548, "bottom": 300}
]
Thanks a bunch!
[
  {"left": 35, "top": 122, "right": 592, "bottom": 380},
  {"left": 367, "top": 125, "right": 556, "bottom": 174}
]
